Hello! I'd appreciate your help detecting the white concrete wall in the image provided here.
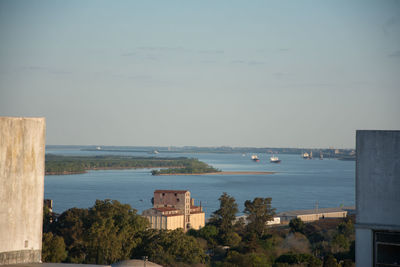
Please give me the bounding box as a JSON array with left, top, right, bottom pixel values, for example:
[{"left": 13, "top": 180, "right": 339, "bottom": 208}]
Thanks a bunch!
[
  {"left": 0, "top": 117, "right": 46, "bottom": 264},
  {"left": 355, "top": 228, "right": 373, "bottom": 266},
  {"left": 355, "top": 130, "right": 400, "bottom": 267}
]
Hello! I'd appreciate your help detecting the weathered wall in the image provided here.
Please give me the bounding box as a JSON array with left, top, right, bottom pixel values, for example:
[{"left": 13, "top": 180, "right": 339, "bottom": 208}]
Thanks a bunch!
[
  {"left": 355, "top": 130, "right": 400, "bottom": 266},
  {"left": 0, "top": 117, "right": 46, "bottom": 265},
  {"left": 356, "top": 130, "right": 400, "bottom": 226}
]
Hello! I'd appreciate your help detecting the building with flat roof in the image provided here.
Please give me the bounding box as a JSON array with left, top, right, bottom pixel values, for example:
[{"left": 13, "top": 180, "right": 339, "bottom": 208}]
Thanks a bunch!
[
  {"left": 142, "top": 190, "right": 205, "bottom": 231},
  {"left": 277, "top": 206, "right": 354, "bottom": 223}
]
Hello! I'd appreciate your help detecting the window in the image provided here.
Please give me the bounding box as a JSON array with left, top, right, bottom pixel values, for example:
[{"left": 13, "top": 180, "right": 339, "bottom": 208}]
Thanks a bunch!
[{"left": 374, "top": 231, "right": 400, "bottom": 267}]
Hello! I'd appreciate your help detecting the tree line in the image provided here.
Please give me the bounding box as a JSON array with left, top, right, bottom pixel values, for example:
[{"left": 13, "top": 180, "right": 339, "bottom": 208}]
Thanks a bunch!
[
  {"left": 43, "top": 194, "right": 355, "bottom": 267},
  {"left": 45, "top": 154, "right": 218, "bottom": 175}
]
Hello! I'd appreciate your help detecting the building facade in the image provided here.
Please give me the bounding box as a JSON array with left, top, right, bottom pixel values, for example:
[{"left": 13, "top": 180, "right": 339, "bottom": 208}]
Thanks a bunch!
[
  {"left": 142, "top": 190, "right": 205, "bottom": 231},
  {"left": 277, "top": 207, "right": 353, "bottom": 223},
  {"left": 355, "top": 130, "right": 400, "bottom": 267},
  {"left": 0, "top": 117, "right": 46, "bottom": 265}
]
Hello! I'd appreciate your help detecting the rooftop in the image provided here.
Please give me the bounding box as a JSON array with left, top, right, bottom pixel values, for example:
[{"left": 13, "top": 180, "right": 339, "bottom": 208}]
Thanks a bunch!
[
  {"left": 277, "top": 206, "right": 355, "bottom": 217},
  {"left": 154, "top": 190, "right": 188, "bottom": 194}
]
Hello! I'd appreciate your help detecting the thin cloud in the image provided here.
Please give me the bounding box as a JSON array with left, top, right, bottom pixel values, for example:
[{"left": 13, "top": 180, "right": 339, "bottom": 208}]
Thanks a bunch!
[
  {"left": 18, "top": 66, "right": 72, "bottom": 75},
  {"left": 230, "top": 60, "right": 265, "bottom": 65},
  {"left": 382, "top": 16, "right": 400, "bottom": 36},
  {"left": 197, "top": 49, "right": 224, "bottom": 54},
  {"left": 388, "top": 50, "right": 400, "bottom": 58},
  {"left": 121, "top": 52, "right": 136, "bottom": 57},
  {"left": 136, "top": 46, "right": 186, "bottom": 52}
]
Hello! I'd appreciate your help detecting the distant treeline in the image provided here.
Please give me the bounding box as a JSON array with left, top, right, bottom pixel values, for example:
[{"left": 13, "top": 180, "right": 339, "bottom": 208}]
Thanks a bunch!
[
  {"left": 151, "top": 160, "right": 220, "bottom": 175},
  {"left": 45, "top": 154, "right": 218, "bottom": 175}
]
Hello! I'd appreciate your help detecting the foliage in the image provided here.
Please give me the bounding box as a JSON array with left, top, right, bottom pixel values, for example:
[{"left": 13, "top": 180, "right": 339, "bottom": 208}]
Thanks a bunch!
[
  {"left": 42, "top": 196, "right": 355, "bottom": 267},
  {"left": 244, "top": 197, "right": 276, "bottom": 237},
  {"left": 135, "top": 229, "right": 207, "bottom": 266},
  {"left": 323, "top": 254, "right": 338, "bottom": 267},
  {"left": 223, "top": 251, "right": 272, "bottom": 267},
  {"left": 209, "top": 192, "right": 239, "bottom": 245},
  {"left": 45, "top": 154, "right": 218, "bottom": 175},
  {"left": 43, "top": 205, "right": 55, "bottom": 233},
  {"left": 275, "top": 253, "right": 322, "bottom": 266},
  {"left": 51, "top": 200, "right": 148, "bottom": 265},
  {"left": 151, "top": 158, "right": 220, "bottom": 175},
  {"left": 289, "top": 218, "right": 305, "bottom": 234},
  {"left": 42, "top": 232, "right": 67, "bottom": 263}
]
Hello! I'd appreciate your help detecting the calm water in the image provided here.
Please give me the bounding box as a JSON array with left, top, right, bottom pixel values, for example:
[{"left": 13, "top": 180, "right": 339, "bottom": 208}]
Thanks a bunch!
[{"left": 45, "top": 148, "right": 355, "bottom": 217}]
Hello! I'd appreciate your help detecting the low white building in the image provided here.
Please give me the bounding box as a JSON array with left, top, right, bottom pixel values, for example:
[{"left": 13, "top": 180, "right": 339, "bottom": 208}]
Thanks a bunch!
[
  {"left": 277, "top": 206, "right": 354, "bottom": 223},
  {"left": 235, "top": 215, "right": 281, "bottom": 226}
]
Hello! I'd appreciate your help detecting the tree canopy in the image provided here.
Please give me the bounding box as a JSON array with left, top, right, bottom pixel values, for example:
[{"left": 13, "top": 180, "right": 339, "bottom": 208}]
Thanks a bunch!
[{"left": 244, "top": 197, "right": 276, "bottom": 237}]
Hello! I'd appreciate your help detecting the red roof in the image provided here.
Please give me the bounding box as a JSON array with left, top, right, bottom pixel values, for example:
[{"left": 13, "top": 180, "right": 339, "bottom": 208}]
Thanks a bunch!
[{"left": 154, "top": 190, "right": 189, "bottom": 194}]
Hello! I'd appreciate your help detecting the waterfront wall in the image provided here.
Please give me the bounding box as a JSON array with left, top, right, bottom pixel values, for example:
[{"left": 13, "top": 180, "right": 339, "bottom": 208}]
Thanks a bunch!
[
  {"left": 0, "top": 117, "right": 46, "bottom": 265},
  {"left": 355, "top": 130, "right": 400, "bottom": 267}
]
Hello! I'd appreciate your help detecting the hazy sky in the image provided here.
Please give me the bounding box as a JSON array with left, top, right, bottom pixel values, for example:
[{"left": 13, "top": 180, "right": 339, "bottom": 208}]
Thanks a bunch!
[{"left": 1, "top": 1, "right": 399, "bottom": 148}]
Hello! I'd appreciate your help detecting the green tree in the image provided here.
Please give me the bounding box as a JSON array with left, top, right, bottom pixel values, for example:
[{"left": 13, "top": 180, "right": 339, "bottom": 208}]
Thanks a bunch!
[
  {"left": 42, "top": 232, "right": 67, "bottom": 262},
  {"left": 52, "top": 200, "right": 148, "bottom": 265},
  {"left": 85, "top": 199, "right": 149, "bottom": 265},
  {"left": 53, "top": 207, "right": 88, "bottom": 263},
  {"left": 135, "top": 229, "right": 206, "bottom": 266},
  {"left": 244, "top": 197, "right": 275, "bottom": 237},
  {"left": 209, "top": 192, "right": 238, "bottom": 244},
  {"left": 289, "top": 218, "right": 305, "bottom": 234},
  {"left": 323, "top": 254, "right": 338, "bottom": 267}
]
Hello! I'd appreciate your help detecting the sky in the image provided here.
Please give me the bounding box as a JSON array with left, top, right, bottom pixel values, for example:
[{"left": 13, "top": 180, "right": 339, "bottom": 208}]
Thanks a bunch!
[{"left": 0, "top": 1, "right": 399, "bottom": 148}]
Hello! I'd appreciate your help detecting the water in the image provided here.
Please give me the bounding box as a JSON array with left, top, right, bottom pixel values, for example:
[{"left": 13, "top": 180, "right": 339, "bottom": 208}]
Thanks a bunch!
[{"left": 45, "top": 147, "right": 355, "bottom": 217}]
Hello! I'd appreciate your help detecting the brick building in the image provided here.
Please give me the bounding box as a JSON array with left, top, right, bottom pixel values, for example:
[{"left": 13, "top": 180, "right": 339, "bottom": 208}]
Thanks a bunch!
[{"left": 142, "top": 190, "right": 205, "bottom": 231}]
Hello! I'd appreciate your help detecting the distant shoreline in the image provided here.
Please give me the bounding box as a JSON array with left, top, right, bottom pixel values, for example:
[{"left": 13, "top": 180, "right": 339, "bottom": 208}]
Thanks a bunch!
[{"left": 155, "top": 171, "right": 276, "bottom": 176}]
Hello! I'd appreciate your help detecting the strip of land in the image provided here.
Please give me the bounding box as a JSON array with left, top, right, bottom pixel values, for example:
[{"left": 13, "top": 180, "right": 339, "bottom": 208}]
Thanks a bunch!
[
  {"left": 45, "top": 154, "right": 220, "bottom": 175},
  {"left": 156, "top": 171, "right": 276, "bottom": 176}
]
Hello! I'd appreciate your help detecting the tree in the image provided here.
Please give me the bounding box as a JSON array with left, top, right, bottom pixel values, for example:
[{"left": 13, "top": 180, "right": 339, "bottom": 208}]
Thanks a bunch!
[
  {"left": 52, "top": 199, "right": 149, "bottom": 265},
  {"left": 244, "top": 197, "right": 275, "bottom": 237},
  {"left": 135, "top": 229, "right": 206, "bottom": 266},
  {"left": 53, "top": 207, "right": 88, "bottom": 263},
  {"left": 323, "top": 254, "right": 338, "bottom": 267},
  {"left": 42, "top": 232, "right": 67, "bottom": 262},
  {"left": 289, "top": 218, "right": 305, "bottom": 234},
  {"left": 85, "top": 199, "right": 149, "bottom": 264},
  {"left": 209, "top": 192, "right": 238, "bottom": 244}
]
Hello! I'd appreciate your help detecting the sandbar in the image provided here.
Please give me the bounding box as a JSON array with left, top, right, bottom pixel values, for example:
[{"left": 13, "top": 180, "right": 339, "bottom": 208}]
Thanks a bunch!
[{"left": 156, "top": 171, "right": 276, "bottom": 176}]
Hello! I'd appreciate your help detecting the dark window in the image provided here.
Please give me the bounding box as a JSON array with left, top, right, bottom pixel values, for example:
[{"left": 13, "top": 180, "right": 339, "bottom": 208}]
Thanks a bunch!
[
  {"left": 177, "top": 198, "right": 180, "bottom": 202},
  {"left": 375, "top": 231, "right": 400, "bottom": 267}
]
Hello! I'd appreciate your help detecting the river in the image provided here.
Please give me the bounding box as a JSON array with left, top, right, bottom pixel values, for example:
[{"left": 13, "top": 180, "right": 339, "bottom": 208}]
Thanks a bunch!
[{"left": 44, "top": 147, "right": 355, "bottom": 218}]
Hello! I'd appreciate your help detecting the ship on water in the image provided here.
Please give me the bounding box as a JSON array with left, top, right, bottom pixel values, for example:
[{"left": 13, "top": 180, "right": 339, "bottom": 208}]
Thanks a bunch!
[
  {"left": 251, "top": 155, "right": 260, "bottom": 162},
  {"left": 302, "top": 151, "right": 313, "bottom": 159},
  {"left": 270, "top": 155, "right": 281, "bottom": 163}
]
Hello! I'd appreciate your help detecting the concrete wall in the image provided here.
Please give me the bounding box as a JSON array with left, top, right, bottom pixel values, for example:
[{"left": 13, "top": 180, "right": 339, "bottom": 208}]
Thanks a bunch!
[
  {"left": 189, "top": 212, "right": 205, "bottom": 230},
  {"left": 0, "top": 117, "right": 46, "bottom": 265},
  {"left": 355, "top": 130, "right": 400, "bottom": 266},
  {"left": 356, "top": 130, "right": 400, "bottom": 226}
]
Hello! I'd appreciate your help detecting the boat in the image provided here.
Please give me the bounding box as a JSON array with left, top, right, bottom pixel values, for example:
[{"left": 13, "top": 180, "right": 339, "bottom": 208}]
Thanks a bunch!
[
  {"left": 270, "top": 155, "right": 281, "bottom": 163},
  {"left": 303, "top": 152, "right": 312, "bottom": 159},
  {"left": 251, "top": 155, "right": 260, "bottom": 162}
]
